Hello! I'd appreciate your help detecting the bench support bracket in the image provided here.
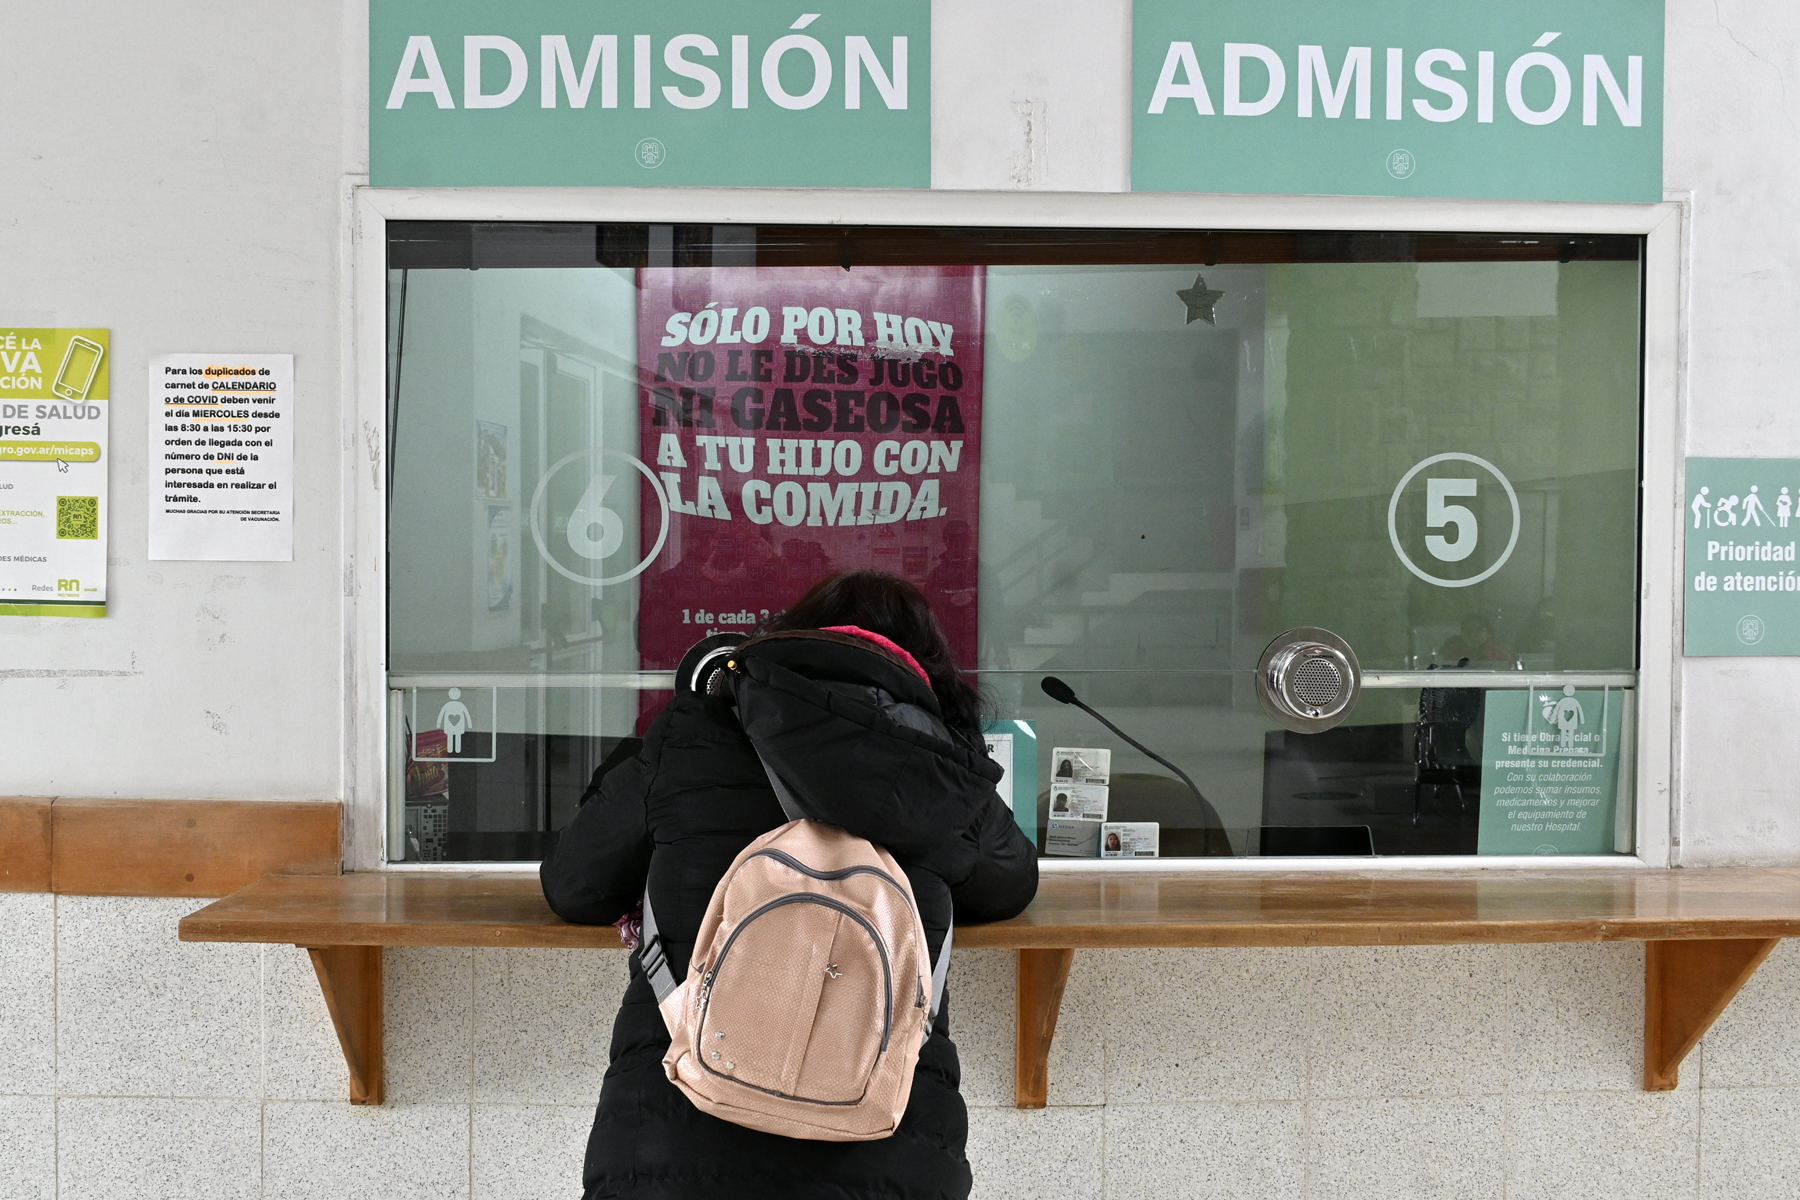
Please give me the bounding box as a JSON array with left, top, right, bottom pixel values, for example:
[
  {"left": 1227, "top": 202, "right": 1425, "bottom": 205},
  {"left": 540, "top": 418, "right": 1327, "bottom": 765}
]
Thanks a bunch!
[
  {"left": 1015, "top": 948, "right": 1075, "bottom": 1108},
  {"left": 306, "top": 944, "right": 384, "bottom": 1105},
  {"left": 1644, "top": 937, "right": 1778, "bottom": 1091}
]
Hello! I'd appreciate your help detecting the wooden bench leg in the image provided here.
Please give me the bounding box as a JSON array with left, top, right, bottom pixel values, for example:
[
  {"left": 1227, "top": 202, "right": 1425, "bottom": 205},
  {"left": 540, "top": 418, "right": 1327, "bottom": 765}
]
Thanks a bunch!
[
  {"left": 1644, "top": 938, "right": 1779, "bottom": 1091},
  {"left": 306, "top": 945, "right": 384, "bottom": 1105},
  {"left": 1015, "top": 948, "right": 1075, "bottom": 1109}
]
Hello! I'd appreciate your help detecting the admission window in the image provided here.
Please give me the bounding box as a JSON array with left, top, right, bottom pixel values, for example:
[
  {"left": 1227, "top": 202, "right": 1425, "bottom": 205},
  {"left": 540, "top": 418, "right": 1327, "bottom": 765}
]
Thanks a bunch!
[{"left": 384, "top": 223, "right": 1642, "bottom": 863}]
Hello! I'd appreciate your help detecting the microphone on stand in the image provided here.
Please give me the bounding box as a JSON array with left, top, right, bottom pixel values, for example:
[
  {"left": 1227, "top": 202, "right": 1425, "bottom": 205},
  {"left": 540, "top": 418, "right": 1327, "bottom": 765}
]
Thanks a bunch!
[{"left": 1040, "top": 676, "right": 1210, "bottom": 815}]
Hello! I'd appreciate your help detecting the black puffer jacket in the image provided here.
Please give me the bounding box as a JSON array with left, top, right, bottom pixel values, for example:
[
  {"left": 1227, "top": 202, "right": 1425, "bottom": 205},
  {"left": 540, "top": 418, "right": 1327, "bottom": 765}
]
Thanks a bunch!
[{"left": 541, "top": 631, "right": 1039, "bottom": 1200}]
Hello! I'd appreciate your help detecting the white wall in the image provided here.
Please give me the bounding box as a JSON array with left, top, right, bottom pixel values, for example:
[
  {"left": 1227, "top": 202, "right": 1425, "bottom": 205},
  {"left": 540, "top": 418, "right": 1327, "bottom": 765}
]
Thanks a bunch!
[
  {"left": 1663, "top": 0, "right": 1800, "bottom": 864},
  {"left": 5, "top": 0, "right": 1793, "bottom": 864},
  {"left": 932, "top": 0, "right": 1132, "bottom": 191},
  {"left": 0, "top": 5, "right": 365, "bottom": 800}
]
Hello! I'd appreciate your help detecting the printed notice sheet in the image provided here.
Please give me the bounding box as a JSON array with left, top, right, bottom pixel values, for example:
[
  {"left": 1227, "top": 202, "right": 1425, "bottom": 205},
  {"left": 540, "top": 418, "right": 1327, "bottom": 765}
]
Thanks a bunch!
[{"left": 149, "top": 354, "right": 293, "bottom": 561}]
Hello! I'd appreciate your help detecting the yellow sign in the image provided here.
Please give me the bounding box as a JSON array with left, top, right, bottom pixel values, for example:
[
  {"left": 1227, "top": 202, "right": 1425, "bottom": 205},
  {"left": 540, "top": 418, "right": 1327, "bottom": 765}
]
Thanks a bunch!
[
  {"left": 0, "top": 329, "right": 109, "bottom": 403},
  {"left": 0, "top": 328, "right": 109, "bottom": 618}
]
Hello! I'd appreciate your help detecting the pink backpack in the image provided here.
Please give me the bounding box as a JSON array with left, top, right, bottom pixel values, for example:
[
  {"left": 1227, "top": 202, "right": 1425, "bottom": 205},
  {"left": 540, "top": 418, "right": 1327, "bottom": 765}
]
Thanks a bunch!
[{"left": 638, "top": 670, "right": 951, "bottom": 1142}]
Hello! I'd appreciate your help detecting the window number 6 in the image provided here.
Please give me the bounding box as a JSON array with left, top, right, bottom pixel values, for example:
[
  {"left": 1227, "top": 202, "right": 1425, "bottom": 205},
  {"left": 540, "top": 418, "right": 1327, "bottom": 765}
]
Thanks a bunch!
[
  {"left": 1425, "top": 478, "right": 1478, "bottom": 563},
  {"left": 568, "top": 474, "right": 624, "bottom": 560}
]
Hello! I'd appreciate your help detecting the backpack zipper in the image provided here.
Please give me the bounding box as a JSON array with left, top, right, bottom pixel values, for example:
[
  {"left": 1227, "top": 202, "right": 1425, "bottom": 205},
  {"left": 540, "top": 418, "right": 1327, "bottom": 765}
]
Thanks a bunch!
[{"left": 745, "top": 848, "right": 916, "bottom": 915}]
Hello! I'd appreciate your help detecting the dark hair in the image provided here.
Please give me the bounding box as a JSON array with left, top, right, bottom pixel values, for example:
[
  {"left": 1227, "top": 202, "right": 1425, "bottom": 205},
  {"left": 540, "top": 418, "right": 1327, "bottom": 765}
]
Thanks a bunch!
[{"left": 768, "top": 570, "right": 987, "bottom": 736}]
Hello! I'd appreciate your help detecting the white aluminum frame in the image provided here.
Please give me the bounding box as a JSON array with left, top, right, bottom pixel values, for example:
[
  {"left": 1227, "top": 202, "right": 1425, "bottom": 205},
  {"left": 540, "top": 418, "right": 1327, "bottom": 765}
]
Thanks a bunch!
[{"left": 347, "top": 186, "right": 1683, "bottom": 874}]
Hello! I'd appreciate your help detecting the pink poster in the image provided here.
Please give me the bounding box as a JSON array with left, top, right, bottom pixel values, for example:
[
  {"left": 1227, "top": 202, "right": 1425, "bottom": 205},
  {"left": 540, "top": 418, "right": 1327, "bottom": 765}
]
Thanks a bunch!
[{"left": 636, "top": 265, "right": 984, "bottom": 695}]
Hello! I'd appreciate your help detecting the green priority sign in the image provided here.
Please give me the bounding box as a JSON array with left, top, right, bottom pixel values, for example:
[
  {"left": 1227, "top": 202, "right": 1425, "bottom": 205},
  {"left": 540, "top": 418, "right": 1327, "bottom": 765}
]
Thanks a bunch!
[
  {"left": 1684, "top": 458, "right": 1800, "bottom": 656},
  {"left": 1477, "top": 687, "right": 1623, "bottom": 856},
  {"left": 370, "top": 0, "right": 929, "bottom": 188}
]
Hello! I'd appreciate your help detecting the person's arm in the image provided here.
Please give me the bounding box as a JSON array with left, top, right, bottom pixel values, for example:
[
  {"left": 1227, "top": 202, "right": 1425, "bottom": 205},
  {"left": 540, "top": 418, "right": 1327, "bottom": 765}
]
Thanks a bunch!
[
  {"left": 945, "top": 790, "right": 1039, "bottom": 924},
  {"left": 538, "top": 741, "right": 655, "bottom": 926}
]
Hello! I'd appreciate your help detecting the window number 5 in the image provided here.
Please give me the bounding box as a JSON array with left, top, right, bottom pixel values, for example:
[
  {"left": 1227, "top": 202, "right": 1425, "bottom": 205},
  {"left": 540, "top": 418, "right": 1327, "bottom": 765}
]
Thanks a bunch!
[{"left": 1425, "top": 478, "right": 1478, "bottom": 562}]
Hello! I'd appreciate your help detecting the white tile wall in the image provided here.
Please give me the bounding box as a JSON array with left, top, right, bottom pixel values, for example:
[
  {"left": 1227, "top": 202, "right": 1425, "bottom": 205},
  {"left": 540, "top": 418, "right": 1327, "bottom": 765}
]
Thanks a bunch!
[
  {"left": 1305, "top": 945, "right": 1512, "bottom": 1098},
  {"left": 58, "top": 1097, "right": 261, "bottom": 1200},
  {"left": 13, "top": 897, "right": 1800, "bottom": 1198},
  {"left": 472, "top": 948, "right": 623, "bottom": 1105},
  {"left": 1698, "top": 1087, "right": 1800, "bottom": 1200},
  {"left": 952, "top": 948, "right": 1107, "bottom": 1108},
  {"left": 965, "top": 1106, "right": 1105, "bottom": 1200},
  {"left": 1305, "top": 1095, "right": 1504, "bottom": 1200},
  {"left": 1505, "top": 1090, "right": 1700, "bottom": 1200},
  {"left": 949, "top": 948, "right": 1020, "bottom": 1107},
  {"left": 1695, "top": 939, "right": 1800, "bottom": 1088},
  {"left": 1104, "top": 948, "right": 1310, "bottom": 1103},
  {"left": 0, "top": 1095, "right": 55, "bottom": 1200},
  {"left": 261, "top": 944, "right": 349, "bottom": 1101},
  {"left": 0, "top": 894, "right": 55, "bottom": 1095},
  {"left": 55, "top": 896, "right": 261, "bottom": 1098},
  {"left": 1104, "top": 1101, "right": 1306, "bottom": 1199},
  {"left": 471, "top": 1103, "right": 594, "bottom": 1200},
  {"left": 383, "top": 946, "right": 475, "bottom": 1105},
  {"left": 1503, "top": 943, "right": 1650, "bottom": 1094},
  {"left": 262, "top": 1102, "right": 469, "bottom": 1199}
]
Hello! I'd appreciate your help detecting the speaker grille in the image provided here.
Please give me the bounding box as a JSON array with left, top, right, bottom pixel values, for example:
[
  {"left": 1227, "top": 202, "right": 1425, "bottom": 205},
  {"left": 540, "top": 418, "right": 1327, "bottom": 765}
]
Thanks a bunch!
[
  {"left": 1257, "top": 628, "right": 1360, "bottom": 733},
  {"left": 1291, "top": 656, "right": 1344, "bottom": 707}
]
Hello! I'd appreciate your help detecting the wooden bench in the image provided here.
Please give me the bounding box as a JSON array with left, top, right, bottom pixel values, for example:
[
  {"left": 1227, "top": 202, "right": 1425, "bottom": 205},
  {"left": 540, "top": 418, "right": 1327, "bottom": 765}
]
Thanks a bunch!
[{"left": 177, "top": 867, "right": 1800, "bottom": 1107}]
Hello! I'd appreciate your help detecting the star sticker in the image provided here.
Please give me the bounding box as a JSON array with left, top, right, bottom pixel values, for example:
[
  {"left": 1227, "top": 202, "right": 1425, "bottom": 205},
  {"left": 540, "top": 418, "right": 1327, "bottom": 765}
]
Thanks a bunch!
[{"left": 1176, "top": 273, "right": 1226, "bottom": 325}]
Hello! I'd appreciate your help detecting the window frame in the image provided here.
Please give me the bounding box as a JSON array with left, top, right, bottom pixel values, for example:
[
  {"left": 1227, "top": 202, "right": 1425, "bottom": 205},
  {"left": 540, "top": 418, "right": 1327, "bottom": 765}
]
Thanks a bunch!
[{"left": 346, "top": 185, "right": 1683, "bottom": 874}]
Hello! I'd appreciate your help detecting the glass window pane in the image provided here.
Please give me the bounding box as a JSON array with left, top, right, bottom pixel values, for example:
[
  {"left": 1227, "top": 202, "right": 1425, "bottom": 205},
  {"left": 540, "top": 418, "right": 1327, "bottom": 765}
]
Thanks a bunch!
[{"left": 385, "top": 224, "right": 1641, "bottom": 862}]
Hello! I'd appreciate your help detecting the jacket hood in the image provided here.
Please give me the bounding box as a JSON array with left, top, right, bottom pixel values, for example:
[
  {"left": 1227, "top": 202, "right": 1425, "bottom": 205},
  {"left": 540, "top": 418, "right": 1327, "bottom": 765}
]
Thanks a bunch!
[
  {"left": 735, "top": 629, "right": 942, "bottom": 713},
  {"left": 727, "top": 630, "right": 1001, "bottom": 858}
]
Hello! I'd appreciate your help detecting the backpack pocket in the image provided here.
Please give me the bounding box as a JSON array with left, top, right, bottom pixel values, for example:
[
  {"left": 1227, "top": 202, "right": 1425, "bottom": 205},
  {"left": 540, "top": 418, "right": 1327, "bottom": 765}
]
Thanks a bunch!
[{"left": 698, "top": 894, "right": 890, "bottom": 1104}]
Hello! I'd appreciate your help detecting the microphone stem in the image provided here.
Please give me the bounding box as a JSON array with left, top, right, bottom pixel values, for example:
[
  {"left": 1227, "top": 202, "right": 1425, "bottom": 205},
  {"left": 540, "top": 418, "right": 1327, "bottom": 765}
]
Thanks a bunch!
[{"left": 1070, "top": 697, "right": 1209, "bottom": 816}]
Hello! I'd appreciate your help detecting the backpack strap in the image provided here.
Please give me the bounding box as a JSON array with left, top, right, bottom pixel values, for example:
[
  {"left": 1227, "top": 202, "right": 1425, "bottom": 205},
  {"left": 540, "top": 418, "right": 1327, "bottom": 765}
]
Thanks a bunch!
[
  {"left": 758, "top": 757, "right": 807, "bottom": 823},
  {"left": 929, "top": 923, "right": 952, "bottom": 1023},
  {"left": 638, "top": 889, "right": 678, "bottom": 1004},
  {"left": 637, "top": 736, "right": 798, "bottom": 1007}
]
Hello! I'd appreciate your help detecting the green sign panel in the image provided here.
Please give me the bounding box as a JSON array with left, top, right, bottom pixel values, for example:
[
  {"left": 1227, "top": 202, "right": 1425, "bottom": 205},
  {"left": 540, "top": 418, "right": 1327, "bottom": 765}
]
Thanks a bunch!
[
  {"left": 982, "top": 719, "right": 1038, "bottom": 843},
  {"left": 370, "top": 0, "right": 929, "bottom": 188},
  {"left": 1133, "top": 0, "right": 1663, "bottom": 200},
  {"left": 1477, "top": 687, "right": 1623, "bottom": 856},
  {"left": 1684, "top": 458, "right": 1800, "bottom": 655}
]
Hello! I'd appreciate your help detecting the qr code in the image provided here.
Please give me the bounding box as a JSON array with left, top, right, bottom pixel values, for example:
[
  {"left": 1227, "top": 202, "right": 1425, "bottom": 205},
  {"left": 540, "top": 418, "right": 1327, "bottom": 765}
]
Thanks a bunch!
[{"left": 56, "top": 496, "right": 99, "bottom": 540}]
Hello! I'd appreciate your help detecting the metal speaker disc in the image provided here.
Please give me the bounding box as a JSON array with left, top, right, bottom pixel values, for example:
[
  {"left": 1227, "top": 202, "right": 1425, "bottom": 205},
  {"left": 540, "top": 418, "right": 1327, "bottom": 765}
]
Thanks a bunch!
[{"left": 1257, "top": 627, "right": 1361, "bottom": 734}]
